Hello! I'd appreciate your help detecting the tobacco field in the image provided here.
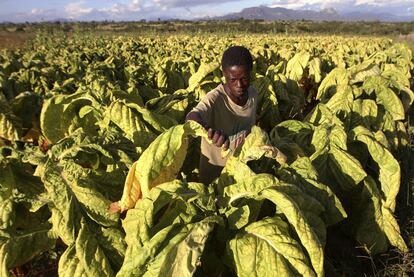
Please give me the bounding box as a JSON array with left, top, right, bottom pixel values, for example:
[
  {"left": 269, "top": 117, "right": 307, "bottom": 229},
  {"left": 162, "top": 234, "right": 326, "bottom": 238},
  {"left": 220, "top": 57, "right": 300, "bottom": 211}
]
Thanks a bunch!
[{"left": 0, "top": 33, "right": 413, "bottom": 276}]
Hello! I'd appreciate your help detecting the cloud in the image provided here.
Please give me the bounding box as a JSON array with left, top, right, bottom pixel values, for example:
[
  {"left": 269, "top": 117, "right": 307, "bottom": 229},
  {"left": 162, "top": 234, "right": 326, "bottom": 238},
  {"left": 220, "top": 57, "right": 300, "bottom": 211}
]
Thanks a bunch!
[
  {"left": 353, "top": 0, "right": 414, "bottom": 7},
  {"left": 56, "top": 0, "right": 243, "bottom": 20},
  {"left": 270, "top": 0, "right": 339, "bottom": 10},
  {"left": 130, "top": 0, "right": 143, "bottom": 11},
  {"left": 151, "top": 0, "right": 241, "bottom": 9},
  {"left": 30, "top": 9, "right": 44, "bottom": 15},
  {"left": 270, "top": 0, "right": 414, "bottom": 15},
  {"left": 65, "top": 1, "right": 94, "bottom": 18}
]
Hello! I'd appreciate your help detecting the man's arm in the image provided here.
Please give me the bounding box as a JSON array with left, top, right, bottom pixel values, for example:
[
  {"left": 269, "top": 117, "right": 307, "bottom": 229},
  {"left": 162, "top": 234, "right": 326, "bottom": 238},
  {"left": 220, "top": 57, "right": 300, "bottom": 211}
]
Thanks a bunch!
[
  {"left": 185, "top": 111, "right": 208, "bottom": 129},
  {"left": 185, "top": 111, "right": 229, "bottom": 150}
]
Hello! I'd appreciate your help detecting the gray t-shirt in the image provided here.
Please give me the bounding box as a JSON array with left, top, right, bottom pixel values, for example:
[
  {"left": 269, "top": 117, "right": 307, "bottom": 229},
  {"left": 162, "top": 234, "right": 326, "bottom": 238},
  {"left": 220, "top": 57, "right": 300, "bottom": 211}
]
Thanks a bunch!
[{"left": 190, "top": 83, "right": 258, "bottom": 183}]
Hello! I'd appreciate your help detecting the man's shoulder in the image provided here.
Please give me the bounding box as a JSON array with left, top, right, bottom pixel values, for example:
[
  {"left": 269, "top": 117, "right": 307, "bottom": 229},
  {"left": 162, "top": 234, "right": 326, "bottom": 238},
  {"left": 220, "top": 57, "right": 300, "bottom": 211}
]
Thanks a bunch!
[
  {"left": 203, "top": 84, "right": 225, "bottom": 101},
  {"left": 248, "top": 85, "right": 258, "bottom": 97}
]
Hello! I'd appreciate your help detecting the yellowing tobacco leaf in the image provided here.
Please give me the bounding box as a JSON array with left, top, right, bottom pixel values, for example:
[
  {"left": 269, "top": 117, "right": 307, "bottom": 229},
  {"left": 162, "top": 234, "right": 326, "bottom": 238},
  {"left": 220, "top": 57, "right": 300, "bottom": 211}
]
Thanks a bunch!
[{"left": 117, "top": 121, "right": 208, "bottom": 211}]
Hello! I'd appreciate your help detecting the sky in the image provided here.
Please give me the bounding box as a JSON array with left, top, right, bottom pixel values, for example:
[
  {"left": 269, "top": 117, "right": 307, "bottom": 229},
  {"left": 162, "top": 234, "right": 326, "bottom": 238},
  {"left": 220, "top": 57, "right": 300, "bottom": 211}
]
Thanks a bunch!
[{"left": 0, "top": 0, "right": 413, "bottom": 22}]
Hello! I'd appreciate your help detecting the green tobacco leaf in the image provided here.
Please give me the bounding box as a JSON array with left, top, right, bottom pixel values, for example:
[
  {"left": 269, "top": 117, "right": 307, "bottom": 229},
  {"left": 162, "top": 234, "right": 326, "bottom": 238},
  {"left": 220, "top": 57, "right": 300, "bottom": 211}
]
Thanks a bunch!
[
  {"left": 224, "top": 174, "right": 324, "bottom": 276},
  {"left": 43, "top": 159, "right": 119, "bottom": 244},
  {"left": 145, "top": 94, "right": 189, "bottom": 122},
  {"left": 316, "top": 68, "right": 349, "bottom": 100},
  {"left": 351, "top": 99, "right": 378, "bottom": 129},
  {"left": 0, "top": 199, "right": 14, "bottom": 230},
  {"left": 229, "top": 217, "right": 316, "bottom": 277},
  {"left": 260, "top": 188, "right": 324, "bottom": 276},
  {"left": 354, "top": 177, "right": 408, "bottom": 255},
  {"left": 105, "top": 101, "right": 157, "bottom": 148},
  {"left": 328, "top": 145, "right": 367, "bottom": 190},
  {"left": 306, "top": 104, "right": 335, "bottom": 126},
  {"left": 58, "top": 244, "right": 85, "bottom": 277},
  {"left": 148, "top": 181, "right": 215, "bottom": 234},
  {"left": 0, "top": 158, "right": 46, "bottom": 226},
  {"left": 187, "top": 62, "right": 218, "bottom": 92},
  {"left": 287, "top": 157, "right": 347, "bottom": 225},
  {"left": 59, "top": 221, "right": 115, "bottom": 277},
  {"left": 272, "top": 120, "right": 313, "bottom": 153},
  {"left": 376, "top": 89, "right": 405, "bottom": 122},
  {"left": 105, "top": 100, "right": 177, "bottom": 149},
  {"left": 288, "top": 157, "right": 318, "bottom": 180},
  {"left": 0, "top": 98, "right": 22, "bottom": 142},
  {"left": 285, "top": 78, "right": 306, "bottom": 115},
  {"left": 218, "top": 126, "right": 286, "bottom": 188},
  {"left": 352, "top": 126, "right": 401, "bottom": 211},
  {"left": 122, "top": 198, "right": 153, "bottom": 249},
  {"left": 220, "top": 127, "right": 286, "bottom": 189},
  {"left": 310, "top": 125, "right": 329, "bottom": 153},
  {"left": 325, "top": 84, "right": 353, "bottom": 115},
  {"left": 224, "top": 174, "right": 277, "bottom": 204},
  {"left": 235, "top": 126, "right": 285, "bottom": 164},
  {"left": 75, "top": 221, "right": 115, "bottom": 276},
  {"left": 10, "top": 91, "right": 41, "bottom": 131},
  {"left": 349, "top": 62, "right": 381, "bottom": 84},
  {"left": 0, "top": 226, "right": 55, "bottom": 277},
  {"left": 308, "top": 58, "right": 322, "bottom": 83},
  {"left": 218, "top": 126, "right": 286, "bottom": 184},
  {"left": 328, "top": 125, "right": 348, "bottom": 150},
  {"left": 225, "top": 205, "right": 250, "bottom": 230},
  {"left": 118, "top": 216, "right": 218, "bottom": 277},
  {"left": 97, "top": 226, "right": 127, "bottom": 271},
  {"left": 58, "top": 161, "right": 118, "bottom": 225},
  {"left": 381, "top": 65, "right": 414, "bottom": 111},
  {"left": 156, "top": 68, "right": 168, "bottom": 89},
  {"left": 0, "top": 163, "right": 18, "bottom": 230},
  {"left": 57, "top": 143, "right": 114, "bottom": 170},
  {"left": 121, "top": 180, "right": 210, "bottom": 255},
  {"left": 155, "top": 217, "right": 217, "bottom": 277},
  {"left": 382, "top": 64, "right": 411, "bottom": 87},
  {"left": 253, "top": 76, "right": 281, "bottom": 129},
  {"left": 310, "top": 123, "right": 366, "bottom": 191},
  {"left": 40, "top": 92, "right": 100, "bottom": 143},
  {"left": 125, "top": 102, "right": 177, "bottom": 133},
  {"left": 376, "top": 109, "right": 400, "bottom": 149},
  {"left": 363, "top": 76, "right": 405, "bottom": 121},
  {"left": 398, "top": 86, "right": 414, "bottom": 113},
  {"left": 286, "top": 52, "right": 310, "bottom": 81}
]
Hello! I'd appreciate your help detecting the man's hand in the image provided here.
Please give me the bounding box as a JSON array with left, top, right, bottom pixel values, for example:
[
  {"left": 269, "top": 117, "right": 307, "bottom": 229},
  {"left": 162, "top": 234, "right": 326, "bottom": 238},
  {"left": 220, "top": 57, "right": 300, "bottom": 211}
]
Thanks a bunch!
[
  {"left": 208, "top": 128, "right": 230, "bottom": 150},
  {"left": 227, "top": 130, "right": 247, "bottom": 151},
  {"left": 185, "top": 111, "right": 230, "bottom": 150},
  {"left": 233, "top": 131, "right": 246, "bottom": 150},
  {"left": 108, "top": 201, "right": 121, "bottom": 214}
]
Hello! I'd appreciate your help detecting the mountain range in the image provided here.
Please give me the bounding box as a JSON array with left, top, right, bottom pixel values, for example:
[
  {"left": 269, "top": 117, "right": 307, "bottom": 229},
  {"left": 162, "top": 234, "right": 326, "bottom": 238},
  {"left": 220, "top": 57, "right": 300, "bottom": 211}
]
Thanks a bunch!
[{"left": 211, "top": 6, "right": 413, "bottom": 22}]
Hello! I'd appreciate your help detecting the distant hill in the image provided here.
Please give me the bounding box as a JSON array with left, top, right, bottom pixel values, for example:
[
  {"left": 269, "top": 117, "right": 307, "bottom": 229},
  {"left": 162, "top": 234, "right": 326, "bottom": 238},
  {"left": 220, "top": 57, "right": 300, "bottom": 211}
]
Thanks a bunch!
[{"left": 212, "top": 6, "right": 413, "bottom": 22}]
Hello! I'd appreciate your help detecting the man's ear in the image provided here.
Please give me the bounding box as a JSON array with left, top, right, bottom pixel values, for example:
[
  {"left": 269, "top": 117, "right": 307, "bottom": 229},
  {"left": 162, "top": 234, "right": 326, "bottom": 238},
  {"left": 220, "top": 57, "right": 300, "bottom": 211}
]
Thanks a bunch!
[{"left": 221, "top": 67, "right": 228, "bottom": 82}]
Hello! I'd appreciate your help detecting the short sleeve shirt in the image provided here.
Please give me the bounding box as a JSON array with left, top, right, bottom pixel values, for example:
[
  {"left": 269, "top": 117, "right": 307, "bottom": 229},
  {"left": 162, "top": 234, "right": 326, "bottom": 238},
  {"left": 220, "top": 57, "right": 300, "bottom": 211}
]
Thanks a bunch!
[{"left": 191, "top": 83, "right": 258, "bottom": 167}]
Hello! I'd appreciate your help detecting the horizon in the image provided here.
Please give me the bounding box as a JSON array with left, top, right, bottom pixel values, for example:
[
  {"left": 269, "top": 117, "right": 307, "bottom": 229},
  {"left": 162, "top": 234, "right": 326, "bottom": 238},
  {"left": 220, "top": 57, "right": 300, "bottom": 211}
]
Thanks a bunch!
[{"left": 1, "top": 0, "right": 413, "bottom": 23}]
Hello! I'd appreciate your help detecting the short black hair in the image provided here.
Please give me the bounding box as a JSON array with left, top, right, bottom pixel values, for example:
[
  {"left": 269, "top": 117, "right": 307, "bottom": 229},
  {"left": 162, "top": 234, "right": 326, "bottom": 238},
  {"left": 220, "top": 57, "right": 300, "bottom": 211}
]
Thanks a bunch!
[{"left": 221, "top": 46, "right": 253, "bottom": 71}]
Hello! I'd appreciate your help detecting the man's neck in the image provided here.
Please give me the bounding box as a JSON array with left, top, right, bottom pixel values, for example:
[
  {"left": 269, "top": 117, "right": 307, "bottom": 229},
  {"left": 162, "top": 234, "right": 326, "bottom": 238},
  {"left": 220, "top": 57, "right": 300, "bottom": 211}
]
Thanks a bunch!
[{"left": 223, "top": 84, "right": 248, "bottom": 106}]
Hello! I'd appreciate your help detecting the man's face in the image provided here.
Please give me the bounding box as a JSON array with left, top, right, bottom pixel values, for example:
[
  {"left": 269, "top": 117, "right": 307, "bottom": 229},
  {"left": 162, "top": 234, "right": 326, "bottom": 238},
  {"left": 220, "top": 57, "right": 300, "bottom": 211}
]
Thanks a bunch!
[{"left": 223, "top": 65, "right": 251, "bottom": 98}]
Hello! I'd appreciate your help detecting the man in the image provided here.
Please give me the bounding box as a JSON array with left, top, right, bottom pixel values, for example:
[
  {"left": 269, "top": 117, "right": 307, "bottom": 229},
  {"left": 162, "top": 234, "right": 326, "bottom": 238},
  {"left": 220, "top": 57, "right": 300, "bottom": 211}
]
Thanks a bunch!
[{"left": 186, "top": 46, "right": 258, "bottom": 184}]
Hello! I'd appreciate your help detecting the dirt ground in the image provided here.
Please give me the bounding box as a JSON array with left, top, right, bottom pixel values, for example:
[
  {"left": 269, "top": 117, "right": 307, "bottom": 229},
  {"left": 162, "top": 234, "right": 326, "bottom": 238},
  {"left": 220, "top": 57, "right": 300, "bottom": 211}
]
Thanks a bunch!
[{"left": 0, "top": 30, "right": 34, "bottom": 50}]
